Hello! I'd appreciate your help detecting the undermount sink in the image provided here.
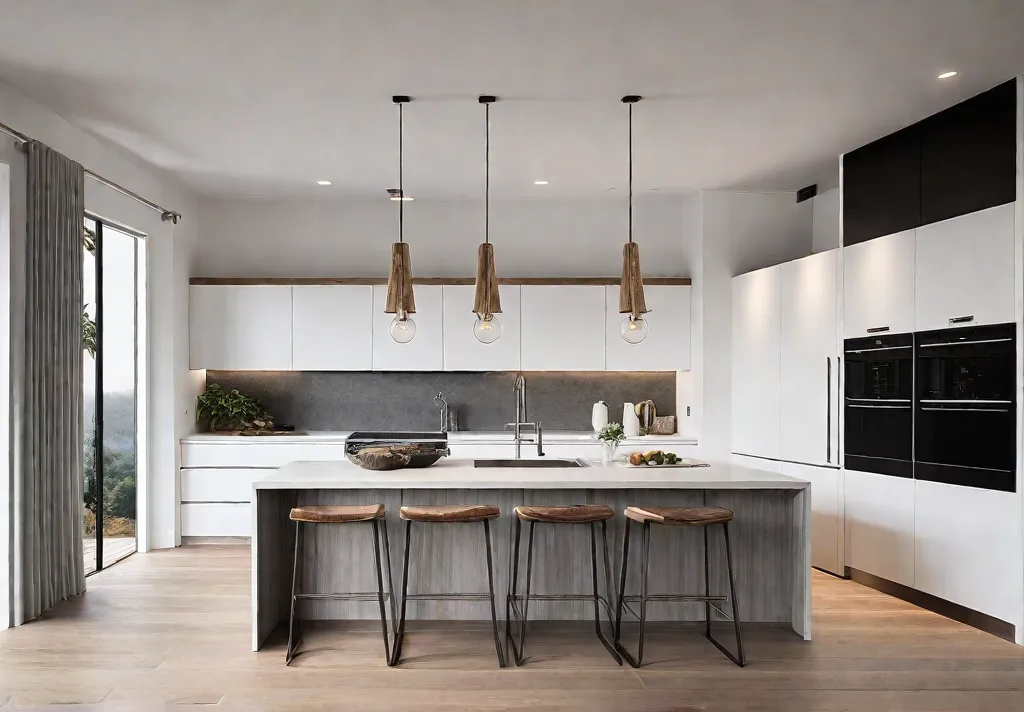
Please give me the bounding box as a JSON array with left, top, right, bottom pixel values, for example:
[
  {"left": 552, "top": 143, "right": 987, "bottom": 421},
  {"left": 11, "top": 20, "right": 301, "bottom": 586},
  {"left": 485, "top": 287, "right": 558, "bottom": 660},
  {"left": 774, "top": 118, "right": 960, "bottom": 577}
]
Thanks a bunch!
[{"left": 474, "top": 458, "right": 589, "bottom": 468}]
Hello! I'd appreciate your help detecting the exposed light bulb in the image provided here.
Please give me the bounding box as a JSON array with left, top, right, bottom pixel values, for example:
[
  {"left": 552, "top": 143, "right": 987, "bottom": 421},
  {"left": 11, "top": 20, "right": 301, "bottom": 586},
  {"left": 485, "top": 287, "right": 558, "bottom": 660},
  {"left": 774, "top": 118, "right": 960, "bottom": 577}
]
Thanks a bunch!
[
  {"left": 473, "top": 313, "right": 502, "bottom": 344},
  {"left": 620, "top": 315, "right": 649, "bottom": 344},
  {"left": 389, "top": 314, "right": 417, "bottom": 343}
]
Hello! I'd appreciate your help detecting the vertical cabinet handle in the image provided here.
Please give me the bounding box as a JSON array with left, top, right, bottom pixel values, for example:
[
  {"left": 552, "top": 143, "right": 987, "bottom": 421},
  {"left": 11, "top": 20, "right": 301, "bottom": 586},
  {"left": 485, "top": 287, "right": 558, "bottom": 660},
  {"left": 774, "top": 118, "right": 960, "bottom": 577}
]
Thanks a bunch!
[{"left": 826, "top": 356, "right": 831, "bottom": 463}]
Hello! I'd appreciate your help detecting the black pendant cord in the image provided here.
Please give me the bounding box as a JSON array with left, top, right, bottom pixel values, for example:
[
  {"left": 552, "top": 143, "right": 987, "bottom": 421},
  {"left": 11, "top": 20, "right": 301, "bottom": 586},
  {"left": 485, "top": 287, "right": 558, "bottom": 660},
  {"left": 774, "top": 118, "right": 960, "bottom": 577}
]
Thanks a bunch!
[
  {"left": 485, "top": 100, "right": 490, "bottom": 245},
  {"left": 628, "top": 101, "right": 633, "bottom": 244},
  {"left": 398, "top": 100, "right": 404, "bottom": 243}
]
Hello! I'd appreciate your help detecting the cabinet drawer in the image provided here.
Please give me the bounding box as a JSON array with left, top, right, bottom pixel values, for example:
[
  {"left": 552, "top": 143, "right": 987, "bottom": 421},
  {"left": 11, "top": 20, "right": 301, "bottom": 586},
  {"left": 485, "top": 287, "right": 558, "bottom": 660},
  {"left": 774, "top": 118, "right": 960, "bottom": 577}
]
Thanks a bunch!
[
  {"left": 181, "top": 441, "right": 349, "bottom": 468},
  {"left": 181, "top": 503, "right": 251, "bottom": 537},
  {"left": 181, "top": 468, "right": 269, "bottom": 503}
]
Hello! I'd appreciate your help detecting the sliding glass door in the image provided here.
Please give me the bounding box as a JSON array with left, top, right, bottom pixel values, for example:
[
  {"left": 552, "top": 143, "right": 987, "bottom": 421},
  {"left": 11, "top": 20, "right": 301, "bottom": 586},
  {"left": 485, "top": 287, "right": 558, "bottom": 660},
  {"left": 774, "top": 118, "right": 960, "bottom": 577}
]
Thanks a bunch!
[{"left": 83, "top": 217, "right": 140, "bottom": 574}]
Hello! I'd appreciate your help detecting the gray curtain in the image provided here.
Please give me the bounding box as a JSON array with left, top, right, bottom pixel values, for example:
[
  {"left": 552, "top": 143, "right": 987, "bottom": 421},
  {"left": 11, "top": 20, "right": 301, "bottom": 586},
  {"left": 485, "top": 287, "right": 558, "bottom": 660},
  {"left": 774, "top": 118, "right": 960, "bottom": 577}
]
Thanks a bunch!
[{"left": 15, "top": 141, "right": 85, "bottom": 624}]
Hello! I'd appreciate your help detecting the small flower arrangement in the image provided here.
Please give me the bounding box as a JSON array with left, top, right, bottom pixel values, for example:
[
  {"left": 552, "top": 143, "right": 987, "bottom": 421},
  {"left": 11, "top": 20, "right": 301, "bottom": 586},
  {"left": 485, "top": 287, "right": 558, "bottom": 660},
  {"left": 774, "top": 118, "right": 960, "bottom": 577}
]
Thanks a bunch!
[{"left": 598, "top": 422, "right": 626, "bottom": 447}]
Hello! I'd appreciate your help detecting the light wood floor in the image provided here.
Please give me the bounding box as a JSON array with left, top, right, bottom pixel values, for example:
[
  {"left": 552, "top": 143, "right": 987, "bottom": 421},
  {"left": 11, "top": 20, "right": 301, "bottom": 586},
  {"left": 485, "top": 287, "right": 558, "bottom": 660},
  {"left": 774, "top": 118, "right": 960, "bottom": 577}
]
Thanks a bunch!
[{"left": 2, "top": 546, "right": 1023, "bottom": 711}]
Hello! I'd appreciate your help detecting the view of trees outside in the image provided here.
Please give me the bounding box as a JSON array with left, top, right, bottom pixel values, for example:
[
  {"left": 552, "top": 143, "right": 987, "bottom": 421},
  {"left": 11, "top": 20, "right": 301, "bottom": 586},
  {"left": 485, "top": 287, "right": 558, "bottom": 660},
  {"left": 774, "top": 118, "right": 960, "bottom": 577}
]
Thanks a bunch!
[{"left": 83, "top": 218, "right": 138, "bottom": 574}]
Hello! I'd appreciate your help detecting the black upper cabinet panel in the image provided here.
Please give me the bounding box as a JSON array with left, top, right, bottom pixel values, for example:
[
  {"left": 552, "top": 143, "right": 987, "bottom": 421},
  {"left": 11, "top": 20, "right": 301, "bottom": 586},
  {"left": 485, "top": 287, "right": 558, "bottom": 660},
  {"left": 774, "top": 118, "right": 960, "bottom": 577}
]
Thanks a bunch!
[
  {"left": 920, "top": 80, "right": 1017, "bottom": 225},
  {"left": 843, "top": 127, "right": 921, "bottom": 246}
]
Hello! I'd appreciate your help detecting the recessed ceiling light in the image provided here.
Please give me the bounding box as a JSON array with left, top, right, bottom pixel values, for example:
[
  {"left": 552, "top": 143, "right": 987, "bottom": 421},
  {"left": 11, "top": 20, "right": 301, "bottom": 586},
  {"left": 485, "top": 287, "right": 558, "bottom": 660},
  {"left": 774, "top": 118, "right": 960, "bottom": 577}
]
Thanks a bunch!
[
  {"left": 533, "top": 179, "right": 549, "bottom": 185},
  {"left": 937, "top": 71, "right": 958, "bottom": 79},
  {"left": 389, "top": 196, "right": 414, "bottom": 201},
  {"left": 316, "top": 180, "right": 332, "bottom": 186}
]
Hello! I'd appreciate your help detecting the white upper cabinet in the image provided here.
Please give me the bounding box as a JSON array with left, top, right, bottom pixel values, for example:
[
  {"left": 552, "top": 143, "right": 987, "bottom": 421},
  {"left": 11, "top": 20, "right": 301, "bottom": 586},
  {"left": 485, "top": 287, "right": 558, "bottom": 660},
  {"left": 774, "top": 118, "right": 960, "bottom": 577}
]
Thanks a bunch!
[
  {"left": 604, "top": 285, "right": 691, "bottom": 371},
  {"left": 731, "top": 265, "right": 782, "bottom": 460},
  {"left": 780, "top": 250, "right": 839, "bottom": 467},
  {"left": 291, "top": 286, "right": 373, "bottom": 371},
  {"left": 189, "top": 285, "right": 292, "bottom": 370},
  {"left": 521, "top": 286, "right": 605, "bottom": 371},
  {"left": 914, "top": 203, "right": 1016, "bottom": 332},
  {"left": 371, "top": 284, "right": 444, "bottom": 371},
  {"left": 843, "top": 228, "right": 916, "bottom": 337},
  {"left": 442, "top": 285, "right": 521, "bottom": 371}
]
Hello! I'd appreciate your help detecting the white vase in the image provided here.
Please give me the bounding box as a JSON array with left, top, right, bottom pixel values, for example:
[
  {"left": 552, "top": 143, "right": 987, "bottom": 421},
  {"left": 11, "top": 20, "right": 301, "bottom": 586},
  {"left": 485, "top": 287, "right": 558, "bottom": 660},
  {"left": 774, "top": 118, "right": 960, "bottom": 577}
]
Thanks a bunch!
[
  {"left": 601, "top": 440, "right": 617, "bottom": 465},
  {"left": 592, "top": 401, "right": 609, "bottom": 433},
  {"left": 622, "top": 403, "right": 641, "bottom": 438}
]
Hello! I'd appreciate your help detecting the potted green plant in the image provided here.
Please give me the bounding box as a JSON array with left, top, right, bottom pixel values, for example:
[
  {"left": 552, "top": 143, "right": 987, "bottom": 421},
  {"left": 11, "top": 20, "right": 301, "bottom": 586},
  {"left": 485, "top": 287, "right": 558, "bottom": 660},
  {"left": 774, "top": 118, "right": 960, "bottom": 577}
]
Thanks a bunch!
[
  {"left": 597, "top": 422, "right": 626, "bottom": 464},
  {"left": 196, "top": 383, "right": 274, "bottom": 433}
]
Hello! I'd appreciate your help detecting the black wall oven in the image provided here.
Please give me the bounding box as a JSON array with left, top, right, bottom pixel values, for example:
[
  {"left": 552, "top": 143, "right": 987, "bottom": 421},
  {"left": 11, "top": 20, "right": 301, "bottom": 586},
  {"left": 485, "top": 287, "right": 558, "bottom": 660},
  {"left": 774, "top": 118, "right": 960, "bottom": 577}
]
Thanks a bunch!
[
  {"left": 915, "top": 323, "right": 1016, "bottom": 492},
  {"left": 844, "top": 333, "right": 914, "bottom": 477}
]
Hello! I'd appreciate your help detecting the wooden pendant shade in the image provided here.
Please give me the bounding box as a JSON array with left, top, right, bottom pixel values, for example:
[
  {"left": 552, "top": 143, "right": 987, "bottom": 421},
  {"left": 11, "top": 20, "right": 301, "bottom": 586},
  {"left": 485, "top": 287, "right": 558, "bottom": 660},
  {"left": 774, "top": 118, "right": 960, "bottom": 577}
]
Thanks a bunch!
[
  {"left": 619, "top": 241, "right": 648, "bottom": 316},
  {"left": 385, "top": 242, "right": 416, "bottom": 315},
  {"left": 473, "top": 242, "right": 502, "bottom": 317}
]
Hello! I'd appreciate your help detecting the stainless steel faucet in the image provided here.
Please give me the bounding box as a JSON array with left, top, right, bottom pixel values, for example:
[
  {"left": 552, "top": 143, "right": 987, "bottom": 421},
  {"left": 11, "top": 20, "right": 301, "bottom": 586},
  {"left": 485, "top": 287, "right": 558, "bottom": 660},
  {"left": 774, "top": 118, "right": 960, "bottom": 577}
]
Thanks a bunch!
[
  {"left": 508, "top": 373, "right": 544, "bottom": 458},
  {"left": 435, "top": 391, "right": 450, "bottom": 433}
]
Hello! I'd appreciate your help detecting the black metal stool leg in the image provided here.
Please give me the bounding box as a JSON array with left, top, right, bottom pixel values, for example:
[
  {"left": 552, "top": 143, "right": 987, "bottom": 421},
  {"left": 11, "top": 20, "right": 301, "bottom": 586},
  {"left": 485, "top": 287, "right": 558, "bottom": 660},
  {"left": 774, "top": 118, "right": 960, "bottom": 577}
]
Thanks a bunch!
[
  {"left": 614, "top": 518, "right": 631, "bottom": 647},
  {"left": 380, "top": 516, "right": 398, "bottom": 664},
  {"left": 482, "top": 518, "right": 506, "bottom": 667},
  {"left": 391, "top": 519, "right": 412, "bottom": 666},
  {"left": 370, "top": 519, "right": 391, "bottom": 665},
  {"left": 636, "top": 522, "right": 651, "bottom": 666},
  {"left": 590, "top": 522, "right": 623, "bottom": 665},
  {"left": 506, "top": 516, "right": 523, "bottom": 664},
  {"left": 285, "top": 520, "right": 302, "bottom": 666},
  {"left": 704, "top": 524, "right": 712, "bottom": 639},
  {"left": 704, "top": 521, "right": 745, "bottom": 667}
]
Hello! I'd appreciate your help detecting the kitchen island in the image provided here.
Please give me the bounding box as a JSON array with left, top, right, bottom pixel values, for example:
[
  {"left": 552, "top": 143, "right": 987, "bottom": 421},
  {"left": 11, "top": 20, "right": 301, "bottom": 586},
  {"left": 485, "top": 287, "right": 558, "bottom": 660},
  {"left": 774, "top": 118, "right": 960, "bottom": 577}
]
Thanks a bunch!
[{"left": 251, "top": 459, "right": 811, "bottom": 651}]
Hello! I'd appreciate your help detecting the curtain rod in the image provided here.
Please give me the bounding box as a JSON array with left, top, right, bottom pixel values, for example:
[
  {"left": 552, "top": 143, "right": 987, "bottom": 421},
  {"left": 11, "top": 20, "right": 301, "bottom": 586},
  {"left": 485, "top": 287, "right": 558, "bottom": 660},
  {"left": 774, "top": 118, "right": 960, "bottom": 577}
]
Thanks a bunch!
[{"left": 0, "top": 119, "right": 182, "bottom": 224}]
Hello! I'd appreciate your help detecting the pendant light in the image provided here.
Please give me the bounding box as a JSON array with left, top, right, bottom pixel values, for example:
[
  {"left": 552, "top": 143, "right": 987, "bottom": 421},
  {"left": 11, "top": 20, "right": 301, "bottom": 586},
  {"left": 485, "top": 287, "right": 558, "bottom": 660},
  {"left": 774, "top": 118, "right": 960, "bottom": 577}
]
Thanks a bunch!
[
  {"left": 473, "top": 94, "right": 502, "bottom": 344},
  {"left": 619, "top": 94, "right": 649, "bottom": 344},
  {"left": 386, "top": 95, "right": 416, "bottom": 344}
]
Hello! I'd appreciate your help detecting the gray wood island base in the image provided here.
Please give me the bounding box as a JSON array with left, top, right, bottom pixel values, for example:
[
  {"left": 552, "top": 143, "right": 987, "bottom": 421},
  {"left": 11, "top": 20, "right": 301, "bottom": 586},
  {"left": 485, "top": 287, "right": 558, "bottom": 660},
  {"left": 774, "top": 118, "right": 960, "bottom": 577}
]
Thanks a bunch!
[{"left": 251, "top": 460, "right": 812, "bottom": 652}]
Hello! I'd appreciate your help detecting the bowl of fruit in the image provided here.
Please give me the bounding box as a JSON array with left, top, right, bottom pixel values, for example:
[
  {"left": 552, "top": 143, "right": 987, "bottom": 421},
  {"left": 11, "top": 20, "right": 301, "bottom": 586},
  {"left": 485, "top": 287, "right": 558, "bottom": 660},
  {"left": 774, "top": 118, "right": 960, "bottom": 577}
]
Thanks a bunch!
[{"left": 627, "top": 450, "right": 707, "bottom": 468}]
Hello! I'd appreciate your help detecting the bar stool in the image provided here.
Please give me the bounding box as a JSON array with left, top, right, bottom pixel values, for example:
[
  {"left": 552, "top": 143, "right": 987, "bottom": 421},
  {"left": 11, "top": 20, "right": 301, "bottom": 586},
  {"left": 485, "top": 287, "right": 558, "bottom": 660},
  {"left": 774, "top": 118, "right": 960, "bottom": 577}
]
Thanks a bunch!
[
  {"left": 286, "top": 504, "right": 396, "bottom": 666},
  {"left": 506, "top": 504, "right": 622, "bottom": 666},
  {"left": 614, "top": 506, "right": 745, "bottom": 667},
  {"left": 392, "top": 504, "right": 505, "bottom": 667}
]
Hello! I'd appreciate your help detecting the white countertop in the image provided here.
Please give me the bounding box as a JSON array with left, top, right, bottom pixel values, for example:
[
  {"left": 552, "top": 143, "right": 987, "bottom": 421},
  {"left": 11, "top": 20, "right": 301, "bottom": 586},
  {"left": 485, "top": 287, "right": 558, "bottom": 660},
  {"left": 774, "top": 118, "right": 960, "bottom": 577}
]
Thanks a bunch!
[
  {"left": 254, "top": 458, "right": 808, "bottom": 490},
  {"left": 184, "top": 430, "right": 697, "bottom": 447}
]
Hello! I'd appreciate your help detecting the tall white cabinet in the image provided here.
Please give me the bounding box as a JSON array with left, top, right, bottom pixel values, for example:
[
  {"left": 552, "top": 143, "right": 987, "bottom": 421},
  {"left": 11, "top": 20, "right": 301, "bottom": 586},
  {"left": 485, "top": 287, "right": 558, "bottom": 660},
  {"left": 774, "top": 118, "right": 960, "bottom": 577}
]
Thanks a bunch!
[
  {"left": 780, "top": 251, "right": 840, "bottom": 467},
  {"left": 731, "top": 266, "right": 782, "bottom": 460},
  {"left": 732, "top": 249, "right": 843, "bottom": 574}
]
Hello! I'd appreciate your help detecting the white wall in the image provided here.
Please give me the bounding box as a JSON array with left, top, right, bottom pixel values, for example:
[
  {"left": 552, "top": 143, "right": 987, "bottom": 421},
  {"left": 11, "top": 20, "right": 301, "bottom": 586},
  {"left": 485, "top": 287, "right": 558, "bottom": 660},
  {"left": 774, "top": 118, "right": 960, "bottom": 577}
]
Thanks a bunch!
[
  {"left": 812, "top": 188, "right": 840, "bottom": 253},
  {"left": 0, "top": 78, "right": 201, "bottom": 555},
  {"left": 197, "top": 196, "right": 697, "bottom": 278}
]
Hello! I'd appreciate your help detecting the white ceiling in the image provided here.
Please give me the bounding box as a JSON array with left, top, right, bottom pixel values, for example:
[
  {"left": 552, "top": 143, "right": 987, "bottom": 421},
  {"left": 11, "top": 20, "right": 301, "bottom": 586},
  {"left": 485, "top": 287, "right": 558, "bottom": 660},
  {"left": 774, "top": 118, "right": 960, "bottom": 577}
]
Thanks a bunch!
[{"left": 0, "top": 0, "right": 1022, "bottom": 201}]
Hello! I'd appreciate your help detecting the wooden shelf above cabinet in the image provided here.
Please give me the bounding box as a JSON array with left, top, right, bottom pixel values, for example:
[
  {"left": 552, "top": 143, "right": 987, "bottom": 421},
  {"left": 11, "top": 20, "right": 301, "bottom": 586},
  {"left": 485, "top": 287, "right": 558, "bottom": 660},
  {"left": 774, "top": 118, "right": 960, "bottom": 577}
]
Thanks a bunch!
[{"left": 189, "top": 276, "right": 691, "bottom": 286}]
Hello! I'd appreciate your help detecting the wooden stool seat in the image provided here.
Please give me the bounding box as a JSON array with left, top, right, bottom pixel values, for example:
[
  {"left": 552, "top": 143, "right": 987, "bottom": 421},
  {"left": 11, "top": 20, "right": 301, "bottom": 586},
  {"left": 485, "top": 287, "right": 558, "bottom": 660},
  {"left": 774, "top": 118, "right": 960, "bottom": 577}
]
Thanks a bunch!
[
  {"left": 290, "top": 504, "right": 385, "bottom": 523},
  {"left": 624, "top": 506, "right": 733, "bottom": 526},
  {"left": 515, "top": 504, "right": 614, "bottom": 524},
  {"left": 400, "top": 504, "right": 500, "bottom": 523}
]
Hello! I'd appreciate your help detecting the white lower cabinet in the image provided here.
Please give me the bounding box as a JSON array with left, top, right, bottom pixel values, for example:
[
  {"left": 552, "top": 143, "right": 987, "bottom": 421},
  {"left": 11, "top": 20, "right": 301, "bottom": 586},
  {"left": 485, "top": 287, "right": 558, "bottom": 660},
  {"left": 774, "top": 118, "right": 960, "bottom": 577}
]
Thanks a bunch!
[
  {"left": 181, "top": 503, "right": 251, "bottom": 537},
  {"left": 914, "top": 480, "right": 1022, "bottom": 625},
  {"left": 844, "top": 470, "right": 915, "bottom": 587},
  {"left": 782, "top": 462, "right": 842, "bottom": 575},
  {"left": 181, "top": 468, "right": 269, "bottom": 503}
]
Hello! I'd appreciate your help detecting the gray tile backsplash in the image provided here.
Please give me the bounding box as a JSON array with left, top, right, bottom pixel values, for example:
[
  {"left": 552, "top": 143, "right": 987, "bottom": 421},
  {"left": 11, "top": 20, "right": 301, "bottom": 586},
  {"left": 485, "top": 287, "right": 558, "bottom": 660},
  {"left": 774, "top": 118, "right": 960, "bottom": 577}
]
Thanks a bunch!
[{"left": 206, "top": 371, "right": 675, "bottom": 432}]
